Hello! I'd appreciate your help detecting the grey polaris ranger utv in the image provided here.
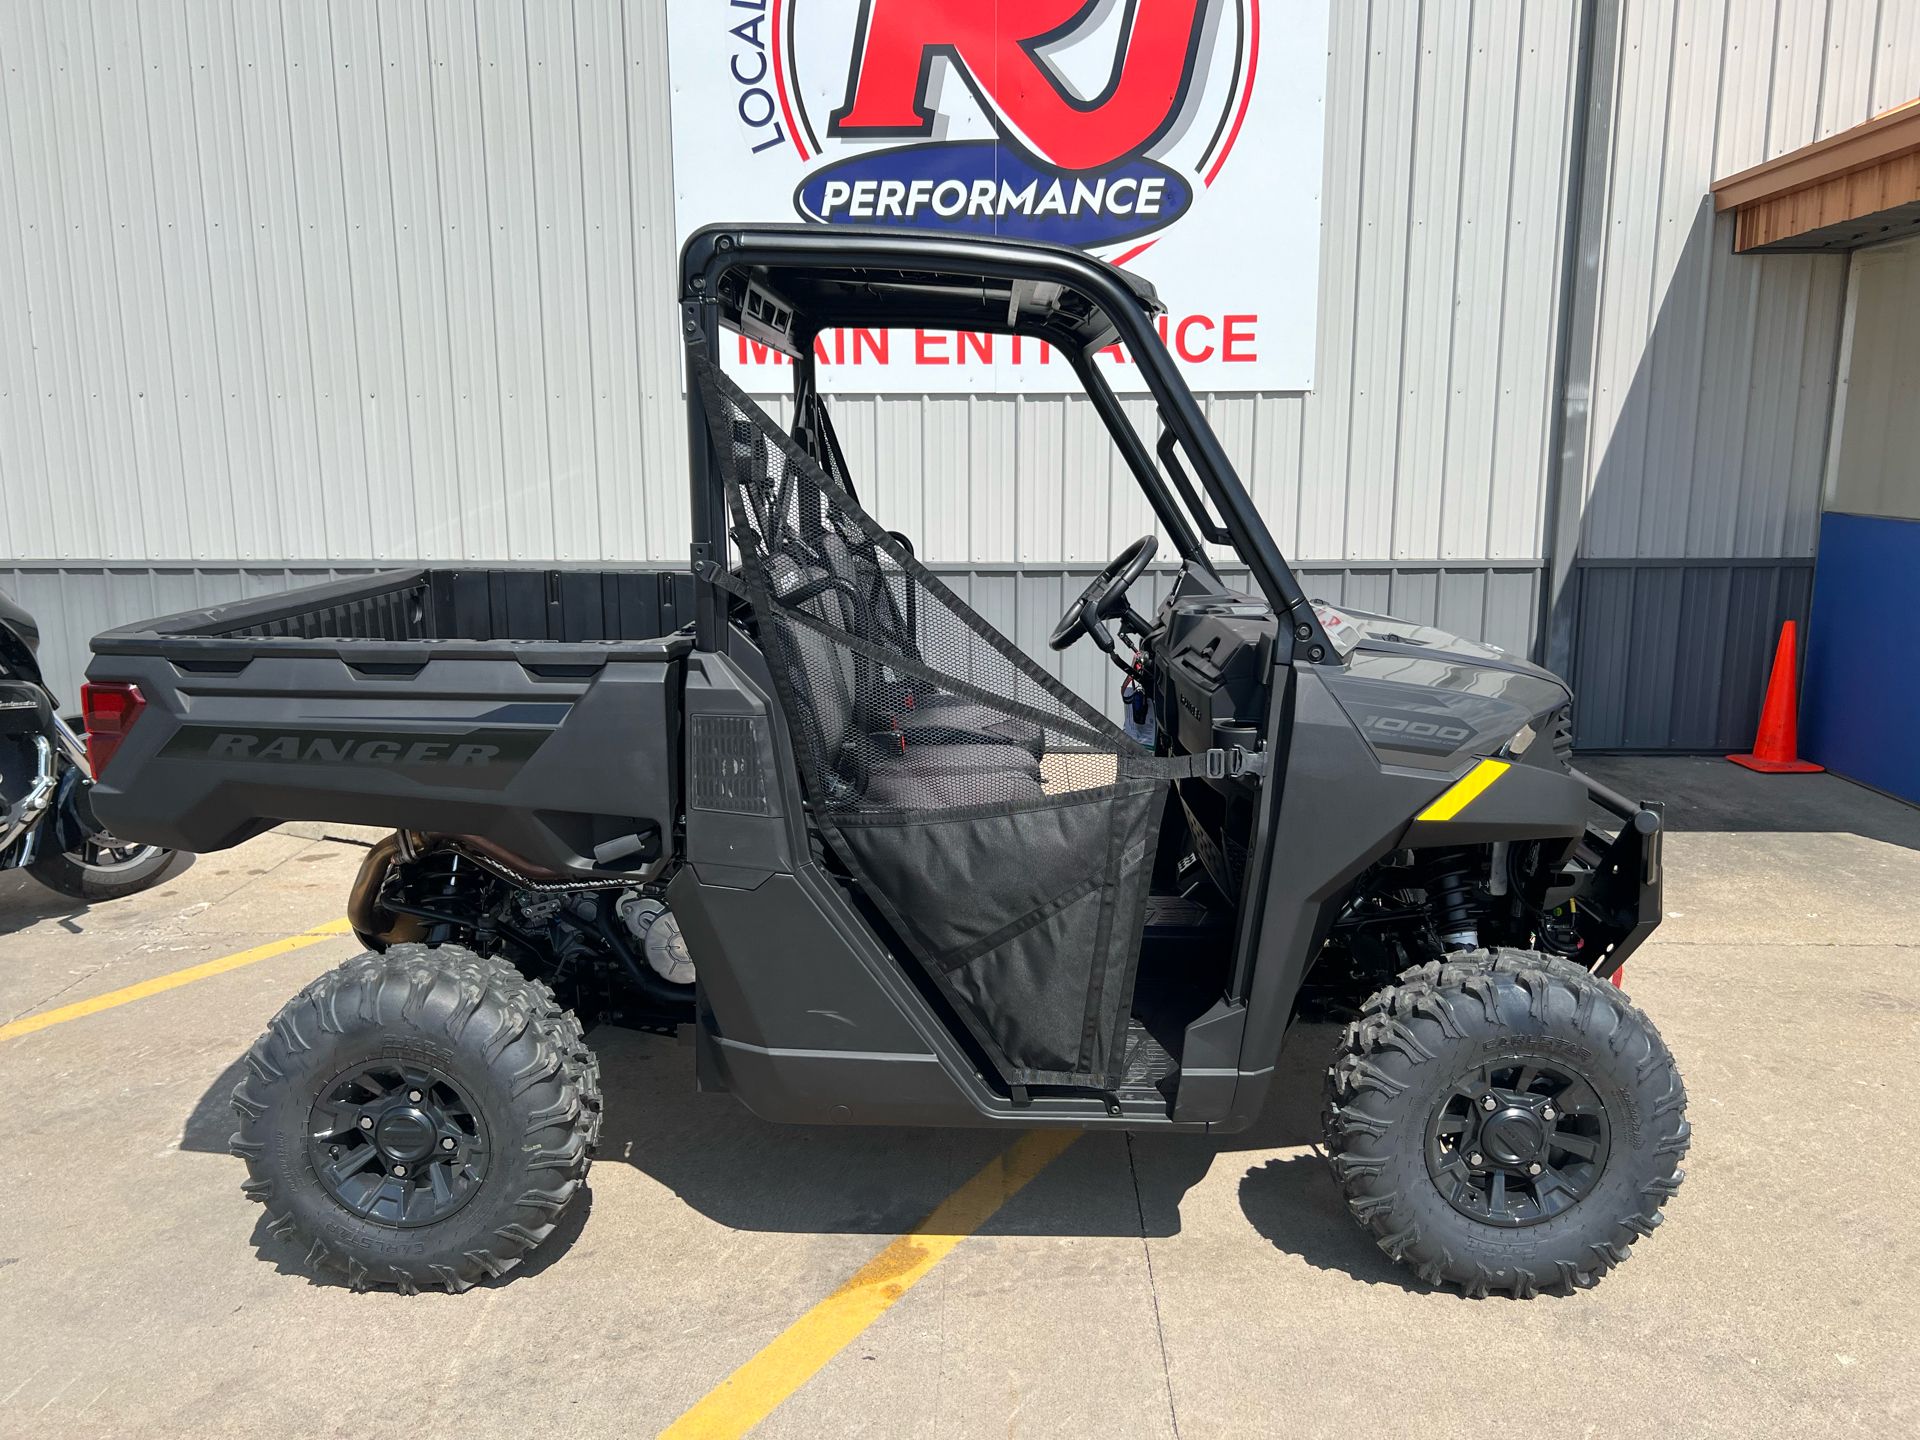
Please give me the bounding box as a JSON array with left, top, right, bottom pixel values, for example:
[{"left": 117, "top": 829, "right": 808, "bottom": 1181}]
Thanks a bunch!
[{"left": 85, "top": 226, "right": 1685, "bottom": 1297}]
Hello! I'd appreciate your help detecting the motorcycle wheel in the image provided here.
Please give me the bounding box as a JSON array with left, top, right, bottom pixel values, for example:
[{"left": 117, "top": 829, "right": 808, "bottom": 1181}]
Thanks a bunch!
[{"left": 27, "top": 836, "right": 186, "bottom": 901}]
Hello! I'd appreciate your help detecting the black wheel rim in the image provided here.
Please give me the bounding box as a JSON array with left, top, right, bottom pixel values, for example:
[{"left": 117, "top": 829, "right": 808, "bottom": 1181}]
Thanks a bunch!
[
  {"left": 306, "top": 1061, "right": 490, "bottom": 1228},
  {"left": 1424, "top": 1056, "right": 1612, "bottom": 1228}
]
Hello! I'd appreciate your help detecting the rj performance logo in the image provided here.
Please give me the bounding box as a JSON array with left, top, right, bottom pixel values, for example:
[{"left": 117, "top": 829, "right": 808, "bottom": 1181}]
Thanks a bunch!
[{"left": 728, "top": 0, "right": 1259, "bottom": 255}]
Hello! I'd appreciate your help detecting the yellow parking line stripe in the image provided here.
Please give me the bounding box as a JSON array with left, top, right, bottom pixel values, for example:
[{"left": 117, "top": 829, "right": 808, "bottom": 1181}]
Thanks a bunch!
[
  {"left": 1415, "top": 757, "right": 1510, "bottom": 822},
  {"left": 0, "top": 918, "right": 354, "bottom": 1044},
  {"left": 660, "top": 1128, "right": 1079, "bottom": 1440}
]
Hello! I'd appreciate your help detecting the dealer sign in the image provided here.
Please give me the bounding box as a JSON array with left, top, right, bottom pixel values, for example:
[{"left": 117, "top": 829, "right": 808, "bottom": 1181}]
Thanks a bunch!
[{"left": 667, "top": 0, "right": 1327, "bottom": 393}]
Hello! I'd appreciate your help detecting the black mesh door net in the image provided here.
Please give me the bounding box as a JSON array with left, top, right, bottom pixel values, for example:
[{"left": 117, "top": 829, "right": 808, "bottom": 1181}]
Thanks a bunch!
[{"left": 693, "top": 354, "right": 1167, "bottom": 1089}]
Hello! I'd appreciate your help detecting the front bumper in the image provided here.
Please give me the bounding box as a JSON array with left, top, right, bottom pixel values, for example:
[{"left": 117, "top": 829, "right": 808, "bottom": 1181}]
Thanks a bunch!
[{"left": 1560, "top": 769, "right": 1663, "bottom": 978}]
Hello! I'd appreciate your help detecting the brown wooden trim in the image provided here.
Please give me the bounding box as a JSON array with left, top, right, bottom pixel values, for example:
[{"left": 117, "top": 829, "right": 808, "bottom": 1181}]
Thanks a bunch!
[
  {"left": 1732, "top": 150, "right": 1920, "bottom": 250},
  {"left": 1713, "top": 102, "right": 1920, "bottom": 212}
]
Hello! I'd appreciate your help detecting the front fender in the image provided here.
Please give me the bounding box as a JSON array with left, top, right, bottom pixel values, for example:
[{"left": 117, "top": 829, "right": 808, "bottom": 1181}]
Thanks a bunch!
[{"left": 1399, "top": 758, "right": 1591, "bottom": 848}]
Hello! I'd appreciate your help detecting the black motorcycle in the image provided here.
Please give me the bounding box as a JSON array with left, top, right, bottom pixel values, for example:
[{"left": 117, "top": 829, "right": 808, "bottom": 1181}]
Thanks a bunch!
[{"left": 1, "top": 588, "right": 184, "bottom": 901}]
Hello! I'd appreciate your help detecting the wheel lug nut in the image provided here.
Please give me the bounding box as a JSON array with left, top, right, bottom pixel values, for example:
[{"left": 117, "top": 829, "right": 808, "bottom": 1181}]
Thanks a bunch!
[
  {"left": 408, "top": 1089, "right": 423, "bottom": 1103},
  {"left": 441, "top": 1137, "right": 456, "bottom": 1150},
  {"left": 1482, "top": 1096, "right": 1497, "bottom": 1111},
  {"left": 358, "top": 1116, "right": 374, "bottom": 1130},
  {"left": 1527, "top": 1163, "right": 1543, "bottom": 1175},
  {"left": 392, "top": 1163, "right": 408, "bottom": 1177},
  {"left": 1469, "top": 1152, "right": 1484, "bottom": 1166}
]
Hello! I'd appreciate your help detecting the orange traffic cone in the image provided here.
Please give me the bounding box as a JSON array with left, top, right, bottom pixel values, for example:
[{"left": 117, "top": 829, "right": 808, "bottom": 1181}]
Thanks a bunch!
[{"left": 1727, "top": 621, "right": 1823, "bottom": 774}]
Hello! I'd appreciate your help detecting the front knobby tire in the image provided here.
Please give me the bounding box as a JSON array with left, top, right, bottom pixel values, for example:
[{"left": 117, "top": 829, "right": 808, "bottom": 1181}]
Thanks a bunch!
[
  {"left": 1323, "top": 950, "right": 1689, "bottom": 1297},
  {"left": 230, "top": 944, "right": 602, "bottom": 1293}
]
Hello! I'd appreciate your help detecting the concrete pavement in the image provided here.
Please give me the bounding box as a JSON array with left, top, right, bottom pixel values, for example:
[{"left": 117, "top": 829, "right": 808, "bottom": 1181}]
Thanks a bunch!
[{"left": 0, "top": 761, "right": 1915, "bottom": 1437}]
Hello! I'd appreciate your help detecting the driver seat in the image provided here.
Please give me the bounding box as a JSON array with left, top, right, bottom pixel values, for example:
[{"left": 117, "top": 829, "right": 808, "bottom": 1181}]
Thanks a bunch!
[
  {"left": 807, "top": 527, "right": 1046, "bottom": 760},
  {"left": 702, "top": 352, "right": 1056, "bottom": 811},
  {"left": 759, "top": 551, "right": 1047, "bottom": 811}
]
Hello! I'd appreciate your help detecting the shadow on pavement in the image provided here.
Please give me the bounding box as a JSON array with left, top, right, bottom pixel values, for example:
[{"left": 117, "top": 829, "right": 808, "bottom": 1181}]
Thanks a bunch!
[
  {"left": 181, "top": 1051, "right": 249, "bottom": 1155},
  {"left": 179, "top": 1014, "right": 1409, "bottom": 1288},
  {"left": 1580, "top": 754, "right": 1920, "bottom": 849},
  {"left": 0, "top": 852, "right": 199, "bottom": 937},
  {"left": 0, "top": 871, "right": 92, "bottom": 938},
  {"left": 239, "top": 1183, "right": 596, "bottom": 1290},
  {"left": 1235, "top": 1154, "right": 1425, "bottom": 1292}
]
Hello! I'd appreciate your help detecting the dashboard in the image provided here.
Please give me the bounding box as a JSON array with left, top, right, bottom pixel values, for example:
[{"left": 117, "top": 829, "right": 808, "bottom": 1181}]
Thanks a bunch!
[
  {"left": 1148, "top": 582, "right": 1278, "bottom": 900},
  {"left": 1150, "top": 584, "right": 1278, "bottom": 760}
]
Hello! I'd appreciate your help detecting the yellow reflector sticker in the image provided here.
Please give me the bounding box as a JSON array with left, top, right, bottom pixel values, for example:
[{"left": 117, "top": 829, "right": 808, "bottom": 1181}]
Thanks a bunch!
[{"left": 1416, "top": 758, "right": 1510, "bottom": 822}]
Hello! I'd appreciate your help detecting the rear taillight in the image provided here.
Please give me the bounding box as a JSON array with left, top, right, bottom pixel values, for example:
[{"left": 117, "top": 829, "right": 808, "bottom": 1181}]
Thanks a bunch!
[{"left": 80, "top": 681, "right": 146, "bottom": 776}]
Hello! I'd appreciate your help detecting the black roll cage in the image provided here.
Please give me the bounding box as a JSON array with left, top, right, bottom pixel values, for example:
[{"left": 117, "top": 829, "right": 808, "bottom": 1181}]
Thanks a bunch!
[{"left": 679, "top": 224, "right": 1330, "bottom": 664}]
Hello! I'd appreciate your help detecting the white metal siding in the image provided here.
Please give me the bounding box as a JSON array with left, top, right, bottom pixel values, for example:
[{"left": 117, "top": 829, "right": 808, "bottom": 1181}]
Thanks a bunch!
[
  {"left": 6, "top": 1, "right": 1917, "bottom": 580},
  {"left": 1, "top": 0, "right": 1580, "bottom": 570},
  {"left": 1575, "top": 0, "right": 1920, "bottom": 561}
]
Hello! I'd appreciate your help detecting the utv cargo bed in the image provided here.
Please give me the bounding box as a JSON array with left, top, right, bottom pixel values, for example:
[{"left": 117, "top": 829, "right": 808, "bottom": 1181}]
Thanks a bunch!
[{"left": 86, "top": 567, "right": 693, "bottom": 877}]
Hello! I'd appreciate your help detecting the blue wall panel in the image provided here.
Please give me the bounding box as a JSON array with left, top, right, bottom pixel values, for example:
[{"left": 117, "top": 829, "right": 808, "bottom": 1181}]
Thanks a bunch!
[{"left": 1803, "top": 512, "right": 1920, "bottom": 805}]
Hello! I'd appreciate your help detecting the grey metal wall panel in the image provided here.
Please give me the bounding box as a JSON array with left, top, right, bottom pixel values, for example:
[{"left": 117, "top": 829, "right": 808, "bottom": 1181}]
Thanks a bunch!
[
  {"left": 0, "top": 563, "right": 387, "bottom": 708},
  {"left": 4, "top": 561, "right": 1542, "bottom": 732},
  {"left": 1575, "top": 0, "right": 1920, "bottom": 562},
  {"left": 1, "top": 1, "right": 1579, "bottom": 571},
  {"left": 1568, "top": 559, "right": 1815, "bottom": 749}
]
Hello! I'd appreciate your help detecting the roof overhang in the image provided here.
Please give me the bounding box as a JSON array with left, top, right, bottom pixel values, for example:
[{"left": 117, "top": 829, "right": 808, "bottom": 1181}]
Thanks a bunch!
[{"left": 1712, "top": 100, "right": 1920, "bottom": 253}]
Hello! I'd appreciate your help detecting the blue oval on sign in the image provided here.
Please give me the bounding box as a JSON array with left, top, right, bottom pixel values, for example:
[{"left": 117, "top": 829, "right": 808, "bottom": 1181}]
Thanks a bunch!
[{"left": 793, "top": 141, "right": 1191, "bottom": 250}]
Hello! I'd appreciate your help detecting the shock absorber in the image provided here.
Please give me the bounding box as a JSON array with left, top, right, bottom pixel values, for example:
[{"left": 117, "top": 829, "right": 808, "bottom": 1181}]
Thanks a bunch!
[
  {"left": 391, "top": 847, "right": 498, "bottom": 945},
  {"left": 1423, "top": 847, "right": 1483, "bottom": 951}
]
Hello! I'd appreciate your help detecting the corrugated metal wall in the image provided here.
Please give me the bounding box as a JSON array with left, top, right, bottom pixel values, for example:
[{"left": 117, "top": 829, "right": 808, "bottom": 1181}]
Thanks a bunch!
[
  {"left": 1571, "top": 558, "right": 1816, "bottom": 749},
  {"left": 0, "top": 0, "right": 686, "bottom": 567},
  {"left": 1563, "top": 0, "right": 1920, "bottom": 748},
  {"left": 5, "top": 2, "right": 1918, "bottom": 749},
  {"left": 1576, "top": 0, "right": 1920, "bottom": 561},
  {"left": 0, "top": 0, "right": 1580, "bottom": 573},
  {"left": 1, "top": 558, "right": 1542, "bottom": 720}
]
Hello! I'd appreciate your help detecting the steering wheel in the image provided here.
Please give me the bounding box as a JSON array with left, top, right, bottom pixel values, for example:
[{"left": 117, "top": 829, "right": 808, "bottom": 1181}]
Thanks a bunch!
[{"left": 1049, "top": 534, "right": 1157, "bottom": 652}]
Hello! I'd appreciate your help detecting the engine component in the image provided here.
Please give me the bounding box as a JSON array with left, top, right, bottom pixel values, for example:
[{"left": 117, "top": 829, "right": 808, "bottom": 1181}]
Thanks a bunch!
[
  {"left": 0, "top": 732, "right": 55, "bottom": 859},
  {"left": 1488, "top": 840, "right": 1509, "bottom": 898},
  {"left": 618, "top": 894, "right": 695, "bottom": 987},
  {"left": 513, "top": 890, "right": 564, "bottom": 927},
  {"left": 349, "top": 836, "right": 695, "bottom": 1026}
]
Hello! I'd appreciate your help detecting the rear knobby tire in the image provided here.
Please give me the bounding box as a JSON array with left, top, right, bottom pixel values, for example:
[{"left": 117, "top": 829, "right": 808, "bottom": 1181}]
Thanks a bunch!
[
  {"left": 472, "top": 949, "right": 605, "bottom": 1155},
  {"left": 230, "top": 943, "right": 601, "bottom": 1293},
  {"left": 1323, "top": 949, "right": 1689, "bottom": 1297}
]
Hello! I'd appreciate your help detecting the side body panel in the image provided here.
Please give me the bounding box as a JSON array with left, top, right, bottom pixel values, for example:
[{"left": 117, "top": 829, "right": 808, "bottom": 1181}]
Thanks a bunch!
[
  {"left": 86, "top": 645, "right": 687, "bottom": 878},
  {"left": 85, "top": 566, "right": 694, "bottom": 875},
  {"left": 1220, "top": 669, "right": 1445, "bottom": 1127},
  {"left": 1218, "top": 663, "right": 1613, "bottom": 1132},
  {"left": 668, "top": 640, "right": 1217, "bottom": 1130}
]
